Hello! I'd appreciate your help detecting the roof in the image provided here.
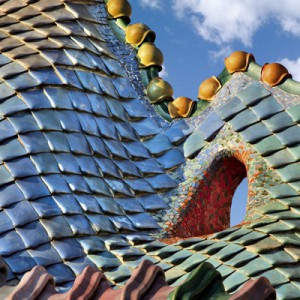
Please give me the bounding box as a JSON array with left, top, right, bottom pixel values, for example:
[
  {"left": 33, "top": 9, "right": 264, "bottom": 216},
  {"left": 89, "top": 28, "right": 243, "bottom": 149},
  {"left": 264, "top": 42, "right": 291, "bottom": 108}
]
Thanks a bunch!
[{"left": 0, "top": 0, "right": 298, "bottom": 299}]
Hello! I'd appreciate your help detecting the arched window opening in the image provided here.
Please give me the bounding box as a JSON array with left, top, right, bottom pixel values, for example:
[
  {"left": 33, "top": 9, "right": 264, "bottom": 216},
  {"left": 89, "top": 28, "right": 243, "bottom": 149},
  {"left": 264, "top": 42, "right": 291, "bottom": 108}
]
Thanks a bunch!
[
  {"left": 230, "top": 178, "right": 248, "bottom": 226},
  {"left": 170, "top": 156, "right": 248, "bottom": 238}
]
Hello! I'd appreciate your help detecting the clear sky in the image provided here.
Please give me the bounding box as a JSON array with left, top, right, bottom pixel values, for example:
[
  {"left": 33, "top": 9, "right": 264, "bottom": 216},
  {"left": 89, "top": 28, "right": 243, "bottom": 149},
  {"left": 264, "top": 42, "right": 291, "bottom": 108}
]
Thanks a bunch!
[{"left": 130, "top": 1, "right": 300, "bottom": 226}]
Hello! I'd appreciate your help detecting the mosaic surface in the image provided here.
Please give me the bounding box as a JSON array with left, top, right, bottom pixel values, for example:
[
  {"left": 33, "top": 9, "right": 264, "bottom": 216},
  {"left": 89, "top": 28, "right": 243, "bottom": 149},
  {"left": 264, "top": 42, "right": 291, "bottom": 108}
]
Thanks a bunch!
[{"left": 0, "top": 1, "right": 299, "bottom": 299}]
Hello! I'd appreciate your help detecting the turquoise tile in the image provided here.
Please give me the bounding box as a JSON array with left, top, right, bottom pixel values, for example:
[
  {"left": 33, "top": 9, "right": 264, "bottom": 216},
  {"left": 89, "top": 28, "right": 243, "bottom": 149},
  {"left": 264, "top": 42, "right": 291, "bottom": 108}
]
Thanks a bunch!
[
  {"left": 276, "top": 163, "right": 300, "bottom": 182},
  {"left": 287, "top": 103, "right": 300, "bottom": 122},
  {"left": 238, "top": 257, "right": 272, "bottom": 276},
  {"left": 183, "top": 131, "right": 206, "bottom": 158},
  {"left": 229, "top": 108, "right": 259, "bottom": 132},
  {"left": 255, "top": 269, "right": 289, "bottom": 286},
  {"left": 263, "top": 111, "right": 295, "bottom": 132},
  {"left": 212, "top": 243, "right": 244, "bottom": 261},
  {"left": 250, "top": 96, "right": 284, "bottom": 120},
  {"left": 223, "top": 271, "right": 249, "bottom": 292},
  {"left": 237, "top": 81, "right": 271, "bottom": 106},
  {"left": 276, "top": 125, "right": 300, "bottom": 146},
  {"left": 177, "top": 253, "right": 208, "bottom": 272},
  {"left": 240, "top": 122, "right": 271, "bottom": 143},
  {"left": 265, "top": 149, "right": 296, "bottom": 168},
  {"left": 224, "top": 250, "right": 258, "bottom": 268},
  {"left": 276, "top": 283, "right": 300, "bottom": 300},
  {"left": 215, "top": 96, "right": 246, "bottom": 121},
  {"left": 260, "top": 249, "right": 296, "bottom": 265},
  {"left": 254, "top": 135, "right": 284, "bottom": 155},
  {"left": 288, "top": 144, "right": 300, "bottom": 161},
  {"left": 268, "top": 184, "right": 299, "bottom": 198}
]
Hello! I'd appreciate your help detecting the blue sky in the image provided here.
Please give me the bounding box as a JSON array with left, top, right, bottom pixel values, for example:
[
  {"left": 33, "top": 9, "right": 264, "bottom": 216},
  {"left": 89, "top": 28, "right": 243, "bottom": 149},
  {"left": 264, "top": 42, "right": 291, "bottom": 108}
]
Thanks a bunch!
[{"left": 130, "top": 1, "right": 300, "bottom": 226}]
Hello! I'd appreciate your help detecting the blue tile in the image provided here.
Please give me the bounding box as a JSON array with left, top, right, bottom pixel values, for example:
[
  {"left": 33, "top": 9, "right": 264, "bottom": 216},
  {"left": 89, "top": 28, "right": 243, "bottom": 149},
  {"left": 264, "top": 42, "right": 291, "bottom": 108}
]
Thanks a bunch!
[
  {"left": 198, "top": 111, "right": 225, "bottom": 140},
  {"left": 103, "top": 139, "right": 129, "bottom": 159},
  {"left": 84, "top": 176, "right": 113, "bottom": 196},
  {"left": 41, "top": 174, "right": 71, "bottom": 194},
  {"left": 6, "top": 72, "right": 39, "bottom": 91},
  {"left": 5, "top": 157, "right": 38, "bottom": 178},
  {"left": 108, "top": 216, "right": 136, "bottom": 231},
  {"left": 16, "top": 176, "right": 50, "bottom": 200},
  {"left": 17, "top": 221, "right": 50, "bottom": 248},
  {"left": 73, "top": 194, "right": 101, "bottom": 213},
  {"left": 44, "top": 87, "right": 73, "bottom": 110},
  {"left": 76, "top": 70, "right": 102, "bottom": 94},
  {"left": 29, "top": 243, "right": 62, "bottom": 266},
  {"left": 32, "top": 110, "right": 62, "bottom": 131},
  {"left": 104, "top": 178, "right": 134, "bottom": 197},
  {"left": 54, "top": 153, "right": 81, "bottom": 174},
  {"left": 87, "top": 93, "right": 110, "bottom": 117},
  {"left": 86, "top": 213, "right": 117, "bottom": 233},
  {"left": 31, "top": 153, "right": 60, "bottom": 174},
  {"left": 68, "top": 90, "right": 92, "bottom": 113},
  {"left": 0, "top": 119, "right": 16, "bottom": 142},
  {"left": 57, "top": 110, "right": 82, "bottom": 133},
  {"left": 66, "top": 133, "right": 91, "bottom": 155},
  {"left": 124, "top": 178, "right": 155, "bottom": 193},
  {"left": 122, "top": 142, "right": 150, "bottom": 159},
  {"left": 30, "top": 69, "right": 61, "bottom": 85},
  {"left": 41, "top": 216, "right": 73, "bottom": 239},
  {"left": 0, "top": 164, "right": 13, "bottom": 186},
  {"left": 137, "top": 194, "right": 169, "bottom": 211},
  {"left": 47, "top": 263, "right": 75, "bottom": 284},
  {"left": 86, "top": 136, "right": 110, "bottom": 157},
  {"left": 127, "top": 213, "right": 159, "bottom": 230},
  {"left": 77, "top": 112, "right": 99, "bottom": 135},
  {"left": 0, "top": 230, "right": 25, "bottom": 255},
  {"left": 53, "top": 238, "right": 85, "bottom": 260},
  {"left": 5, "top": 201, "right": 39, "bottom": 227},
  {"left": 156, "top": 148, "right": 185, "bottom": 169},
  {"left": 112, "top": 77, "right": 138, "bottom": 99},
  {"left": 130, "top": 118, "right": 161, "bottom": 138},
  {"left": 135, "top": 159, "right": 165, "bottom": 175},
  {"left": 65, "top": 256, "right": 97, "bottom": 276},
  {"left": 52, "top": 194, "right": 82, "bottom": 214},
  {"left": 143, "top": 134, "right": 173, "bottom": 156},
  {"left": 64, "top": 174, "right": 91, "bottom": 193},
  {"left": 117, "top": 160, "right": 142, "bottom": 178},
  {"left": 0, "top": 95, "right": 27, "bottom": 116},
  {"left": 8, "top": 112, "right": 40, "bottom": 134},
  {"left": 215, "top": 96, "right": 246, "bottom": 121},
  {"left": 75, "top": 156, "right": 101, "bottom": 177},
  {"left": 5, "top": 250, "right": 36, "bottom": 274},
  {"left": 0, "top": 83, "right": 16, "bottom": 102},
  {"left": 0, "top": 210, "right": 14, "bottom": 234},
  {"left": 19, "top": 132, "right": 50, "bottom": 154},
  {"left": 95, "top": 117, "right": 118, "bottom": 140},
  {"left": 20, "top": 90, "right": 51, "bottom": 110},
  {"left": 95, "top": 197, "right": 125, "bottom": 215},
  {"left": 115, "top": 122, "right": 138, "bottom": 141},
  {"left": 95, "top": 75, "right": 118, "bottom": 98},
  {"left": 115, "top": 198, "right": 145, "bottom": 213},
  {"left": 0, "top": 183, "right": 24, "bottom": 208},
  {"left": 31, "top": 196, "right": 62, "bottom": 218},
  {"left": 146, "top": 174, "right": 177, "bottom": 190},
  {"left": 77, "top": 236, "right": 106, "bottom": 253},
  {"left": 44, "top": 132, "right": 70, "bottom": 153},
  {"left": 65, "top": 214, "right": 95, "bottom": 235}
]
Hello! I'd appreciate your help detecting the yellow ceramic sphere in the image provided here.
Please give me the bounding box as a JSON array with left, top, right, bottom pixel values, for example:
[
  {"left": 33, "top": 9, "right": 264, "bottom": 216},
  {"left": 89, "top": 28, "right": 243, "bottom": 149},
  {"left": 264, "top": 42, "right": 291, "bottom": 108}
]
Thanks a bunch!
[
  {"left": 147, "top": 77, "right": 174, "bottom": 104},
  {"left": 261, "top": 63, "right": 291, "bottom": 87},
  {"left": 125, "top": 23, "right": 156, "bottom": 47},
  {"left": 107, "top": 0, "right": 132, "bottom": 20},
  {"left": 198, "top": 76, "right": 221, "bottom": 101},
  {"left": 136, "top": 42, "right": 163, "bottom": 70},
  {"left": 225, "top": 51, "right": 254, "bottom": 74},
  {"left": 168, "top": 97, "right": 195, "bottom": 118}
]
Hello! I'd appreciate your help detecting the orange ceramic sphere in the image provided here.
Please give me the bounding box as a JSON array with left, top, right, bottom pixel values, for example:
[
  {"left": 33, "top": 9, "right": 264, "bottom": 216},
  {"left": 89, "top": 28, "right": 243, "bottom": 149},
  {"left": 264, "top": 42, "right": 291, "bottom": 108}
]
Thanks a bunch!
[
  {"left": 107, "top": 0, "right": 132, "bottom": 20},
  {"left": 261, "top": 63, "right": 291, "bottom": 87},
  {"left": 198, "top": 76, "right": 221, "bottom": 101},
  {"left": 125, "top": 23, "right": 156, "bottom": 47},
  {"left": 225, "top": 51, "right": 254, "bottom": 74},
  {"left": 136, "top": 42, "right": 163, "bottom": 70},
  {"left": 168, "top": 97, "right": 195, "bottom": 118}
]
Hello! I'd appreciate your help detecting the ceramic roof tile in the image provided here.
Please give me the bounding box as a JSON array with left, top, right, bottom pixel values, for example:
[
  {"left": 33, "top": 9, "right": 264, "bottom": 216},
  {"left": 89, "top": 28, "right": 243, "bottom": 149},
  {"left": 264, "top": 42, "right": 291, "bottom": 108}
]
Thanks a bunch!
[
  {"left": 237, "top": 82, "right": 271, "bottom": 106},
  {"left": 287, "top": 103, "right": 300, "bottom": 123},
  {"left": 215, "top": 96, "right": 247, "bottom": 121}
]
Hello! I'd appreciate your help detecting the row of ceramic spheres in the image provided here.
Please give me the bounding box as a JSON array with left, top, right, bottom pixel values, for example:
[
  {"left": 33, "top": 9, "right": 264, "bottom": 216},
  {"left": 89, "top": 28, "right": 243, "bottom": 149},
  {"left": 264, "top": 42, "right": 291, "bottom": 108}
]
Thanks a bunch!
[{"left": 106, "top": 0, "right": 292, "bottom": 119}]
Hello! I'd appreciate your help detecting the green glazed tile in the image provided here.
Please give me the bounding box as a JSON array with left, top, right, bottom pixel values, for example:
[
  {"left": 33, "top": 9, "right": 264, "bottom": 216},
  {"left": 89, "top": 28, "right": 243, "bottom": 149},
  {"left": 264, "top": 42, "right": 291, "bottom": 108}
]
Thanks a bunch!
[
  {"left": 272, "top": 233, "right": 300, "bottom": 246},
  {"left": 212, "top": 243, "right": 244, "bottom": 261},
  {"left": 238, "top": 257, "right": 272, "bottom": 276},
  {"left": 232, "top": 230, "right": 267, "bottom": 246},
  {"left": 163, "top": 250, "right": 193, "bottom": 265},
  {"left": 201, "top": 241, "right": 228, "bottom": 255},
  {"left": 156, "top": 262, "right": 174, "bottom": 272},
  {"left": 287, "top": 103, "right": 300, "bottom": 122},
  {"left": 165, "top": 266, "right": 187, "bottom": 284},
  {"left": 285, "top": 246, "right": 300, "bottom": 261},
  {"left": 255, "top": 269, "right": 289, "bottom": 286},
  {"left": 216, "top": 264, "right": 235, "bottom": 278},
  {"left": 148, "top": 245, "right": 181, "bottom": 258},
  {"left": 279, "top": 196, "right": 300, "bottom": 207},
  {"left": 203, "top": 257, "right": 222, "bottom": 268},
  {"left": 255, "top": 221, "right": 292, "bottom": 234},
  {"left": 289, "top": 181, "right": 300, "bottom": 192},
  {"left": 276, "top": 163, "right": 300, "bottom": 182},
  {"left": 281, "top": 219, "right": 300, "bottom": 230},
  {"left": 276, "top": 282, "right": 300, "bottom": 300},
  {"left": 253, "top": 135, "right": 284, "bottom": 156},
  {"left": 277, "top": 265, "right": 300, "bottom": 280},
  {"left": 267, "top": 184, "right": 299, "bottom": 199},
  {"left": 225, "top": 249, "right": 258, "bottom": 268},
  {"left": 105, "top": 264, "right": 132, "bottom": 283},
  {"left": 260, "top": 249, "right": 296, "bottom": 265},
  {"left": 255, "top": 201, "right": 289, "bottom": 214},
  {"left": 265, "top": 149, "right": 296, "bottom": 168},
  {"left": 221, "top": 228, "right": 252, "bottom": 242},
  {"left": 288, "top": 144, "right": 300, "bottom": 161},
  {"left": 237, "top": 81, "right": 270, "bottom": 106},
  {"left": 247, "top": 237, "right": 282, "bottom": 253},
  {"left": 177, "top": 253, "right": 208, "bottom": 272},
  {"left": 223, "top": 271, "right": 249, "bottom": 292}
]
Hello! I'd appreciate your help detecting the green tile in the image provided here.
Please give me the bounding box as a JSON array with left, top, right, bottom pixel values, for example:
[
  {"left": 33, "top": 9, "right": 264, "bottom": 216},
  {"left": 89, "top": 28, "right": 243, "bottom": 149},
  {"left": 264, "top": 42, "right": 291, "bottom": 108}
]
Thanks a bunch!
[
  {"left": 221, "top": 228, "right": 252, "bottom": 242},
  {"left": 165, "top": 266, "right": 187, "bottom": 284},
  {"left": 237, "top": 82, "right": 270, "bottom": 106},
  {"left": 177, "top": 253, "right": 208, "bottom": 272},
  {"left": 272, "top": 233, "right": 300, "bottom": 246},
  {"left": 148, "top": 245, "right": 181, "bottom": 258},
  {"left": 163, "top": 250, "right": 193, "bottom": 265},
  {"left": 260, "top": 249, "right": 296, "bottom": 265},
  {"left": 255, "top": 201, "right": 289, "bottom": 214},
  {"left": 105, "top": 264, "right": 132, "bottom": 283},
  {"left": 223, "top": 271, "right": 249, "bottom": 292},
  {"left": 216, "top": 264, "right": 235, "bottom": 279},
  {"left": 201, "top": 241, "right": 228, "bottom": 255},
  {"left": 212, "top": 243, "right": 244, "bottom": 261},
  {"left": 255, "top": 269, "right": 289, "bottom": 286},
  {"left": 266, "top": 210, "right": 299, "bottom": 221},
  {"left": 232, "top": 230, "right": 267, "bottom": 246},
  {"left": 281, "top": 219, "right": 300, "bottom": 230},
  {"left": 254, "top": 221, "right": 292, "bottom": 234},
  {"left": 238, "top": 257, "right": 272, "bottom": 276},
  {"left": 289, "top": 181, "right": 300, "bottom": 192},
  {"left": 288, "top": 144, "right": 300, "bottom": 161},
  {"left": 183, "top": 131, "right": 206, "bottom": 158},
  {"left": 279, "top": 196, "right": 300, "bottom": 207},
  {"left": 287, "top": 103, "right": 300, "bottom": 122},
  {"left": 225, "top": 250, "right": 258, "bottom": 268},
  {"left": 285, "top": 246, "right": 300, "bottom": 261},
  {"left": 276, "top": 163, "right": 300, "bottom": 182},
  {"left": 254, "top": 135, "right": 284, "bottom": 156},
  {"left": 247, "top": 237, "right": 282, "bottom": 253},
  {"left": 268, "top": 184, "right": 299, "bottom": 199},
  {"left": 265, "top": 149, "right": 296, "bottom": 168},
  {"left": 277, "top": 265, "right": 300, "bottom": 280},
  {"left": 276, "top": 282, "right": 300, "bottom": 300}
]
